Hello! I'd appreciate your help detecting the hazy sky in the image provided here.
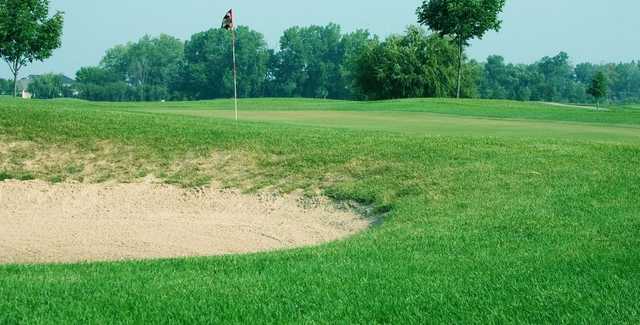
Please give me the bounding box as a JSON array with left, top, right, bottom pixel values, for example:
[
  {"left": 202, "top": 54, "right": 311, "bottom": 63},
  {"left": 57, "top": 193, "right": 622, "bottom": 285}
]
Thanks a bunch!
[{"left": 1, "top": 0, "right": 639, "bottom": 79}]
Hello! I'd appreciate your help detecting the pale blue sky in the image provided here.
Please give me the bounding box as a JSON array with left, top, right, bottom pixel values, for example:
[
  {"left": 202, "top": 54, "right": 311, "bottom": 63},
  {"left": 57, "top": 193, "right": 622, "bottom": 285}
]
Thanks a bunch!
[{"left": 2, "top": 0, "right": 639, "bottom": 79}]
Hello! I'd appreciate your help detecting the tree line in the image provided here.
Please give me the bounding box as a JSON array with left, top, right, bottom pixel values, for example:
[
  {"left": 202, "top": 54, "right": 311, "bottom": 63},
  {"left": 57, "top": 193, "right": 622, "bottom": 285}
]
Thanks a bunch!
[
  {"left": 1, "top": 0, "right": 637, "bottom": 104},
  {"left": 476, "top": 53, "right": 638, "bottom": 104},
  {"left": 2, "top": 24, "right": 638, "bottom": 104},
  {"left": 1, "top": 0, "right": 636, "bottom": 104},
  {"left": 69, "top": 24, "right": 378, "bottom": 102}
]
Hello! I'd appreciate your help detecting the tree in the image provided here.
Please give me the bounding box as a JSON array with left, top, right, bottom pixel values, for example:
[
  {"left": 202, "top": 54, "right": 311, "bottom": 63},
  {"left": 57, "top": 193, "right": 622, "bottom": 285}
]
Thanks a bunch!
[
  {"left": 76, "top": 66, "right": 121, "bottom": 85},
  {"left": 479, "top": 55, "right": 509, "bottom": 99},
  {"left": 534, "top": 52, "right": 575, "bottom": 102},
  {"left": 271, "top": 24, "right": 343, "bottom": 98},
  {"left": 0, "top": 78, "right": 11, "bottom": 95},
  {"left": 127, "top": 35, "right": 184, "bottom": 100},
  {"left": 75, "top": 34, "right": 184, "bottom": 102},
  {"left": 75, "top": 66, "right": 132, "bottom": 101},
  {"left": 587, "top": 71, "right": 608, "bottom": 109},
  {"left": 336, "top": 30, "right": 378, "bottom": 99},
  {"left": 575, "top": 62, "right": 598, "bottom": 85},
  {"left": 100, "top": 45, "right": 129, "bottom": 79},
  {"left": 417, "top": 0, "right": 505, "bottom": 98},
  {"left": 608, "top": 62, "right": 640, "bottom": 103},
  {"left": 0, "top": 0, "right": 64, "bottom": 97},
  {"left": 100, "top": 34, "right": 184, "bottom": 101},
  {"left": 27, "top": 73, "right": 72, "bottom": 99},
  {"left": 354, "top": 26, "right": 465, "bottom": 100},
  {"left": 181, "top": 26, "right": 270, "bottom": 100}
]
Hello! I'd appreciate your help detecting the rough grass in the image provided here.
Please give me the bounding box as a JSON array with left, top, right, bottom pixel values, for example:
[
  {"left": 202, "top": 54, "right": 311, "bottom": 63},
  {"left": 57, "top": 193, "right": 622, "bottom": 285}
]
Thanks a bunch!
[
  {"left": 0, "top": 136, "right": 265, "bottom": 189},
  {"left": 0, "top": 97, "right": 639, "bottom": 323}
]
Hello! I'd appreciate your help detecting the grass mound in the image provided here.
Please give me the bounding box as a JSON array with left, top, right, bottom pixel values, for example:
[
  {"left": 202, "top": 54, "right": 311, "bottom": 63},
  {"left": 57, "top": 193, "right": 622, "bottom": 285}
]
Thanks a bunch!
[{"left": 0, "top": 97, "right": 639, "bottom": 323}]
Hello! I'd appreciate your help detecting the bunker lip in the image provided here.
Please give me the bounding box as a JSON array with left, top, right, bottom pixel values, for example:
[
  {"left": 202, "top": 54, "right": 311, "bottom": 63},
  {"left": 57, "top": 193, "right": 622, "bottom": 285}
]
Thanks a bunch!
[{"left": 0, "top": 179, "right": 371, "bottom": 265}]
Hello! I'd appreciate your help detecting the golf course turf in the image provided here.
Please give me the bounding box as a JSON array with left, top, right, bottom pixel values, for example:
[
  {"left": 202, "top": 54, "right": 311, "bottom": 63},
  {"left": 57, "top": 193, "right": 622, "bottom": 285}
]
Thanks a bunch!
[{"left": 1, "top": 97, "right": 639, "bottom": 323}]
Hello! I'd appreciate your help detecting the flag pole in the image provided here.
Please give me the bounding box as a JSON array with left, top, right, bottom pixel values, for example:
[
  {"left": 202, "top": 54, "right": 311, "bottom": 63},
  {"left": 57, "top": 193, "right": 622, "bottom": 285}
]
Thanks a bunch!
[{"left": 231, "top": 12, "right": 238, "bottom": 122}]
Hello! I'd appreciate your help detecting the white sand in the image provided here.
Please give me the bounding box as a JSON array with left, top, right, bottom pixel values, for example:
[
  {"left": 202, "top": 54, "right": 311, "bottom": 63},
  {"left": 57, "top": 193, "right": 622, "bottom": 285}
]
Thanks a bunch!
[{"left": 0, "top": 180, "right": 369, "bottom": 264}]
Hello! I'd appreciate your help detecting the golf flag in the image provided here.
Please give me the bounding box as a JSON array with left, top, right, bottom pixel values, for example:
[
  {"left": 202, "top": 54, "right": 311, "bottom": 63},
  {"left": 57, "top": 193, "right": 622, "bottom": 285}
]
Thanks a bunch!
[
  {"left": 221, "top": 9, "right": 239, "bottom": 121},
  {"left": 221, "top": 9, "right": 234, "bottom": 30}
]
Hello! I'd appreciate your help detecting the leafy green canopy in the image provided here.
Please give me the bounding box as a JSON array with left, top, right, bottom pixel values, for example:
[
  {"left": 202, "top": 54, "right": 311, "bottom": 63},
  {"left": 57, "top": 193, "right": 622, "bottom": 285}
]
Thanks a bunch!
[
  {"left": 0, "top": 0, "right": 63, "bottom": 95},
  {"left": 476, "top": 54, "right": 640, "bottom": 104},
  {"left": 0, "top": 78, "right": 12, "bottom": 95},
  {"left": 417, "top": 0, "right": 505, "bottom": 45},
  {"left": 73, "top": 34, "right": 183, "bottom": 101},
  {"left": 270, "top": 24, "right": 375, "bottom": 99},
  {"left": 587, "top": 71, "right": 609, "bottom": 108},
  {"left": 354, "top": 26, "right": 473, "bottom": 100},
  {"left": 27, "top": 73, "right": 74, "bottom": 99},
  {"left": 417, "top": 0, "right": 506, "bottom": 98},
  {"left": 104, "top": 34, "right": 184, "bottom": 101},
  {"left": 588, "top": 72, "right": 608, "bottom": 100},
  {"left": 181, "top": 26, "right": 270, "bottom": 100}
]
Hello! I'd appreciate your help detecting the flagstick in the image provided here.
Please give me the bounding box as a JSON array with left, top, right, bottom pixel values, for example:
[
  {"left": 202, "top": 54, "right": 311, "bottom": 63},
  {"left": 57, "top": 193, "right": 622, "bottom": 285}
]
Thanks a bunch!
[{"left": 232, "top": 27, "right": 238, "bottom": 122}]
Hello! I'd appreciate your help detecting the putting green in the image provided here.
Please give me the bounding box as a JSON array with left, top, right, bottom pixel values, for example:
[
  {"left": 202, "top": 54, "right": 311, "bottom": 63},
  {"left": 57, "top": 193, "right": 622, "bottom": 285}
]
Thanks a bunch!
[{"left": 133, "top": 108, "right": 640, "bottom": 143}]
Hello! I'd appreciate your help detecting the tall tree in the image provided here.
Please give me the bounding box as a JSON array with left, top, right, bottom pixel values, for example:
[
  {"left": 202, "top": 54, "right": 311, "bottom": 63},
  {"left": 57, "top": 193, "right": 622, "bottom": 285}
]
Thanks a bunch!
[
  {"left": 181, "top": 26, "right": 269, "bottom": 100},
  {"left": 337, "top": 30, "right": 378, "bottom": 99},
  {"left": 100, "top": 34, "right": 184, "bottom": 101},
  {"left": 417, "top": 0, "right": 505, "bottom": 98},
  {"left": 535, "top": 52, "right": 574, "bottom": 102},
  {"left": 0, "top": 0, "right": 64, "bottom": 97},
  {"left": 479, "top": 55, "right": 509, "bottom": 99},
  {"left": 272, "top": 24, "right": 344, "bottom": 98},
  {"left": 587, "top": 71, "right": 608, "bottom": 109}
]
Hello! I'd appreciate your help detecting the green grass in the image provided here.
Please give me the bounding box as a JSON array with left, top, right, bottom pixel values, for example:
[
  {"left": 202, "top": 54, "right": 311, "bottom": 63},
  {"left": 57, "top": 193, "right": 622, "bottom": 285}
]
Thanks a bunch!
[{"left": 1, "top": 97, "right": 639, "bottom": 323}]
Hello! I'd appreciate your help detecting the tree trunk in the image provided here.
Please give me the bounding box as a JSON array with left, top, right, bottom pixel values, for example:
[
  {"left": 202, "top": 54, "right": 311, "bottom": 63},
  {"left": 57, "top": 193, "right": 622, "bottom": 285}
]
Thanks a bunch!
[
  {"left": 456, "top": 39, "right": 463, "bottom": 99},
  {"left": 9, "top": 59, "right": 21, "bottom": 98},
  {"left": 13, "top": 73, "right": 18, "bottom": 98}
]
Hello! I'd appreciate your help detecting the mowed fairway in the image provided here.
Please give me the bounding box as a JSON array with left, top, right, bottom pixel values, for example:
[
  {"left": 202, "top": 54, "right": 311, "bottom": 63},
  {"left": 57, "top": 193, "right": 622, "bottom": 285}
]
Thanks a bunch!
[
  {"left": 1, "top": 97, "right": 639, "bottom": 323},
  {"left": 159, "top": 110, "right": 640, "bottom": 143},
  {"left": 114, "top": 98, "right": 640, "bottom": 143}
]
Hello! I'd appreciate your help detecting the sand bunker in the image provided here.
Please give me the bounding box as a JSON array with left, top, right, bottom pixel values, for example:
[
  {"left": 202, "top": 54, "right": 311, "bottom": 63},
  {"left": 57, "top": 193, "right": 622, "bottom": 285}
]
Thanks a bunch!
[{"left": 0, "top": 180, "right": 369, "bottom": 264}]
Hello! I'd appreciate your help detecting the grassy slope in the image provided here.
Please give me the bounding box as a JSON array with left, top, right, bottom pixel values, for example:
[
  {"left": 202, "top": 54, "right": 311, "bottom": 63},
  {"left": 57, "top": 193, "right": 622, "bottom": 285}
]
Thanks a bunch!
[
  {"left": 4, "top": 97, "right": 640, "bottom": 124},
  {"left": 0, "top": 97, "right": 639, "bottom": 323}
]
